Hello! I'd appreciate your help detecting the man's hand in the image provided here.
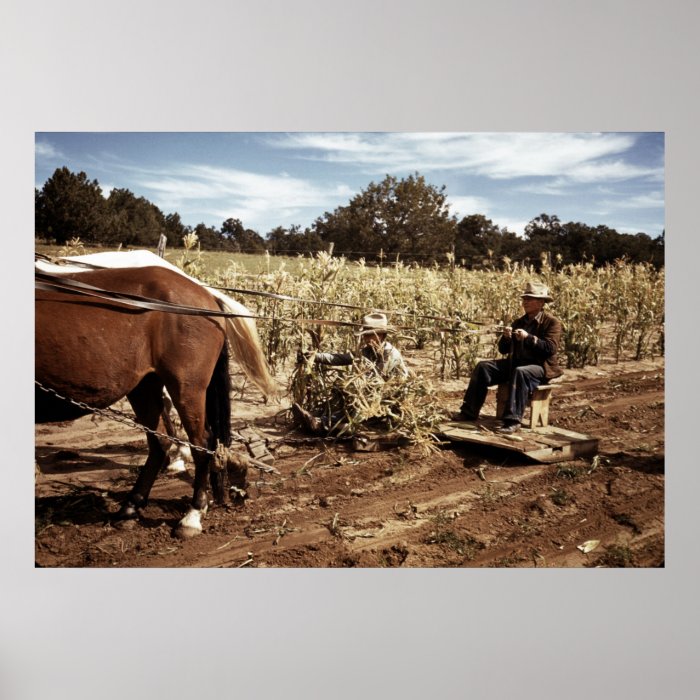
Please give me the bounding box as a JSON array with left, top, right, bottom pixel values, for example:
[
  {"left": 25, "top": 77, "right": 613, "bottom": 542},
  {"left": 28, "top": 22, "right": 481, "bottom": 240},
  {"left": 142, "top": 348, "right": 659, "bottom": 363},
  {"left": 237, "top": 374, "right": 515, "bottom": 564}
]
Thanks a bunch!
[
  {"left": 513, "top": 329, "right": 528, "bottom": 341},
  {"left": 296, "top": 350, "right": 314, "bottom": 363},
  {"left": 502, "top": 326, "right": 513, "bottom": 339}
]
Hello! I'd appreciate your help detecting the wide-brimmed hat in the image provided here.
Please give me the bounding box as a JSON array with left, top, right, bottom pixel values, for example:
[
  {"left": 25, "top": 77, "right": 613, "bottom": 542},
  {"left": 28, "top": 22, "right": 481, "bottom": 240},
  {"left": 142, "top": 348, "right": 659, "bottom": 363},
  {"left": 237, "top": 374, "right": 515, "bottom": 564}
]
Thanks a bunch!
[
  {"left": 355, "top": 312, "right": 392, "bottom": 336},
  {"left": 521, "top": 281, "right": 553, "bottom": 302}
]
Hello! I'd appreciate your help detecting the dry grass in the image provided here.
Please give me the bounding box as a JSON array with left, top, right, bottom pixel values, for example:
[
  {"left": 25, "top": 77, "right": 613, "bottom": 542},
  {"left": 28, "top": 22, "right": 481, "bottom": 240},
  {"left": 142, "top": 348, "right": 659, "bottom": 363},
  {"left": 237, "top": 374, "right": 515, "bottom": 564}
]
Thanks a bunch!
[
  {"left": 37, "top": 240, "right": 665, "bottom": 376},
  {"left": 290, "top": 354, "right": 446, "bottom": 452}
]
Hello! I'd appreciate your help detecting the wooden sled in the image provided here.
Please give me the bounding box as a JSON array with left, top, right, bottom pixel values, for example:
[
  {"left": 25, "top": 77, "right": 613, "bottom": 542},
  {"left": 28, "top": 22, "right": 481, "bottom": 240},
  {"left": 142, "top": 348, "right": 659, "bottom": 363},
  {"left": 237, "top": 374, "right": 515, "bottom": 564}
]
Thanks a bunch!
[{"left": 438, "top": 416, "right": 598, "bottom": 463}]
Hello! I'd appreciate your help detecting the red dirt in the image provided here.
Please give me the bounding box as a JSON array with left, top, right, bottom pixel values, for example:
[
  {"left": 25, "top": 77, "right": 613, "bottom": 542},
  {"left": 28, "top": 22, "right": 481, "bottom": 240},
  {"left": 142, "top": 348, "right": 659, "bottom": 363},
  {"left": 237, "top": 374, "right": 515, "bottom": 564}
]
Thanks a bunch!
[{"left": 35, "top": 354, "right": 664, "bottom": 568}]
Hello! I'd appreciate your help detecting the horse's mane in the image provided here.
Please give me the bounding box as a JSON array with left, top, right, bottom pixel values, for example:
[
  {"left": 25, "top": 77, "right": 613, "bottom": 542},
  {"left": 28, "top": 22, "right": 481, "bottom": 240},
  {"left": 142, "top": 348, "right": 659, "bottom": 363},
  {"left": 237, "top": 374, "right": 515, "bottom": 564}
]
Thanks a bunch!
[{"left": 36, "top": 250, "right": 278, "bottom": 398}]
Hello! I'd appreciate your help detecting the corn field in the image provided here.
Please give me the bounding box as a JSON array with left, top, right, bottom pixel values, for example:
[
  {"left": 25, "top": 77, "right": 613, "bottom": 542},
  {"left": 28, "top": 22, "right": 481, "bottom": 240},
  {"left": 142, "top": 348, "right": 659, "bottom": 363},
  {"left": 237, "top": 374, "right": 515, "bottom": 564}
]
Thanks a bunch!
[
  {"left": 197, "top": 248, "right": 665, "bottom": 378},
  {"left": 38, "top": 240, "right": 665, "bottom": 377},
  {"left": 37, "top": 239, "right": 664, "bottom": 448}
]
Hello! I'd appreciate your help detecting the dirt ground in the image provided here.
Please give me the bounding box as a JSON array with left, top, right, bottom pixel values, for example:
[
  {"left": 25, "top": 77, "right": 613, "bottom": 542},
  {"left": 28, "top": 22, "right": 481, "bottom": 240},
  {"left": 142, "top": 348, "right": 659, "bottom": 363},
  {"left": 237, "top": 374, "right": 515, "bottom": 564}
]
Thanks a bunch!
[{"left": 35, "top": 352, "right": 664, "bottom": 568}]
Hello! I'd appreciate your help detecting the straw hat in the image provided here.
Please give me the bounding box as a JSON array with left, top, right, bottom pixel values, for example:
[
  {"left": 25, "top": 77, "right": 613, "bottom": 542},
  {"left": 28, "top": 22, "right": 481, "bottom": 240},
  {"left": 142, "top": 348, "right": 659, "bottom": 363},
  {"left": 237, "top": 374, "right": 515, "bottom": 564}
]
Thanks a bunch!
[
  {"left": 521, "top": 281, "right": 553, "bottom": 302},
  {"left": 355, "top": 312, "right": 392, "bottom": 336}
]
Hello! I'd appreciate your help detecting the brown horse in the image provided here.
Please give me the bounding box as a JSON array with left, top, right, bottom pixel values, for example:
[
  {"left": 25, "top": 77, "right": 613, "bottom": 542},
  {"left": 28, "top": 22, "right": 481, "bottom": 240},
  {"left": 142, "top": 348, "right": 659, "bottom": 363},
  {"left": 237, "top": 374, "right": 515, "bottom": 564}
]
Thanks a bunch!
[
  {"left": 35, "top": 265, "right": 276, "bottom": 538},
  {"left": 35, "top": 249, "right": 279, "bottom": 473}
]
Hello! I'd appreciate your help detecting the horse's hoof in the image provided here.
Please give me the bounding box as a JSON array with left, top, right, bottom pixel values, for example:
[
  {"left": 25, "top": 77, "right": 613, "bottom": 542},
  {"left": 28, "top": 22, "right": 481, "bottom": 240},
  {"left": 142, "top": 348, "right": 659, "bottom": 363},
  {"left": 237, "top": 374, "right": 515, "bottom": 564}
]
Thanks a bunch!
[
  {"left": 174, "top": 508, "right": 203, "bottom": 539},
  {"left": 165, "top": 458, "right": 187, "bottom": 474},
  {"left": 174, "top": 525, "right": 201, "bottom": 540},
  {"left": 114, "top": 503, "right": 140, "bottom": 521}
]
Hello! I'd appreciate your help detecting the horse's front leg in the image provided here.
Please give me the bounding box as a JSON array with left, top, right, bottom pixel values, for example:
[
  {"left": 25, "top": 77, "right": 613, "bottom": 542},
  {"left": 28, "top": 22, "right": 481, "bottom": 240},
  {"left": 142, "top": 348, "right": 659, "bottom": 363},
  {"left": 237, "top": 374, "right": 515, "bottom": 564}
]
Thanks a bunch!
[
  {"left": 174, "top": 437, "right": 212, "bottom": 539},
  {"left": 160, "top": 391, "right": 190, "bottom": 474},
  {"left": 169, "top": 352, "right": 231, "bottom": 539}
]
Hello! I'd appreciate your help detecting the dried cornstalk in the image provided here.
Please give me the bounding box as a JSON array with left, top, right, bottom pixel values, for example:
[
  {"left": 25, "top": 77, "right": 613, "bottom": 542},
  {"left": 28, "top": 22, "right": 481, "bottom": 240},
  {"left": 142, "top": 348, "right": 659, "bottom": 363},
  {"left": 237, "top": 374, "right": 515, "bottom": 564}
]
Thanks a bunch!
[{"left": 289, "top": 357, "right": 445, "bottom": 453}]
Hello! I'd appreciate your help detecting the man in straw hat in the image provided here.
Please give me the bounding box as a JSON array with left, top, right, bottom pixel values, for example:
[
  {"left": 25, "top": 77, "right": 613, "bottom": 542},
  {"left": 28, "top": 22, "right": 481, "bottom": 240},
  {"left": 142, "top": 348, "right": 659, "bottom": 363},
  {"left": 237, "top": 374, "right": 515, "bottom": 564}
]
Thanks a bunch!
[
  {"left": 292, "top": 311, "right": 409, "bottom": 434},
  {"left": 457, "top": 281, "right": 563, "bottom": 434}
]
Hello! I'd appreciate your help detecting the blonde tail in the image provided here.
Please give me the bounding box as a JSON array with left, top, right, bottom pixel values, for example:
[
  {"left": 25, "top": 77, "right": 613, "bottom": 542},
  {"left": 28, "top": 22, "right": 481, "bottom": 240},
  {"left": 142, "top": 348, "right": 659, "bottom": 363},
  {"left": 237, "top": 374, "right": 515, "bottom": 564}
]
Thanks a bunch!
[{"left": 208, "top": 289, "right": 279, "bottom": 399}]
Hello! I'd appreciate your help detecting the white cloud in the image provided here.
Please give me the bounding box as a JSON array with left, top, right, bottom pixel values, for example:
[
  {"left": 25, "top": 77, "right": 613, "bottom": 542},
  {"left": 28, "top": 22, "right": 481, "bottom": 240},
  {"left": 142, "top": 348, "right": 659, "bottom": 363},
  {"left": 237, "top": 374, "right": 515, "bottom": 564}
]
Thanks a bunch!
[
  {"left": 491, "top": 218, "right": 530, "bottom": 237},
  {"left": 516, "top": 178, "right": 570, "bottom": 196},
  {"left": 600, "top": 191, "right": 665, "bottom": 209},
  {"left": 615, "top": 222, "right": 664, "bottom": 236},
  {"left": 447, "top": 195, "right": 491, "bottom": 218},
  {"left": 269, "top": 132, "right": 660, "bottom": 183},
  {"left": 132, "top": 164, "right": 356, "bottom": 230},
  {"left": 46, "top": 133, "right": 661, "bottom": 236},
  {"left": 565, "top": 160, "right": 663, "bottom": 183},
  {"left": 35, "top": 141, "right": 61, "bottom": 159},
  {"left": 445, "top": 195, "right": 528, "bottom": 235}
]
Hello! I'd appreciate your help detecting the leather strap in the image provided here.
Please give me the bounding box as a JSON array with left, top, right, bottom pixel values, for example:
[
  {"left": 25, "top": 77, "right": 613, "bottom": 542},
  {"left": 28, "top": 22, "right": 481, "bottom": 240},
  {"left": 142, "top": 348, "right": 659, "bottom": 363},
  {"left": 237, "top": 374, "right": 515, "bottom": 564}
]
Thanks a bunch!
[{"left": 35, "top": 269, "right": 255, "bottom": 319}]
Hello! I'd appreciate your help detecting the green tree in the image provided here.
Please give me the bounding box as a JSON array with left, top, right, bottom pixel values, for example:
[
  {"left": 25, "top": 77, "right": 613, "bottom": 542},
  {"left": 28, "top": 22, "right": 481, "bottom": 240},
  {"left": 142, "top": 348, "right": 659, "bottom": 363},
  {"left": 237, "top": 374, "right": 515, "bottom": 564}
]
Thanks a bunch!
[
  {"left": 289, "top": 225, "right": 324, "bottom": 254},
  {"left": 222, "top": 217, "right": 267, "bottom": 253},
  {"left": 35, "top": 167, "right": 107, "bottom": 243},
  {"left": 455, "top": 214, "right": 508, "bottom": 265},
  {"left": 523, "top": 213, "right": 564, "bottom": 266},
  {"left": 557, "top": 221, "right": 595, "bottom": 264},
  {"left": 265, "top": 225, "right": 323, "bottom": 255},
  {"left": 497, "top": 228, "right": 525, "bottom": 263},
  {"left": 266, "top": 225, "right": 291, "bottom": 254},
  {"left": 590, "top": 225, "right": 627, "bottom": 265},
  {"left": 105, "top": 188, "right": 166, "bottom": 246},
  {"left": 651, "top": 230, "right": 664, "bottom": 268},
  {"left": 627, "top": 231, "right": 664, "bottom": 267},
  {"left": 192, "top": 222, "right": 224, "bottom": 249},
  {"left": 164, "top": 212, "right": 190, "bottom": 247},
  {"left": 313, "top": 173, "right": 457, "bottom": 261},
  {"left": 589, "top": 227, "right": 663, "bottom": 267}
]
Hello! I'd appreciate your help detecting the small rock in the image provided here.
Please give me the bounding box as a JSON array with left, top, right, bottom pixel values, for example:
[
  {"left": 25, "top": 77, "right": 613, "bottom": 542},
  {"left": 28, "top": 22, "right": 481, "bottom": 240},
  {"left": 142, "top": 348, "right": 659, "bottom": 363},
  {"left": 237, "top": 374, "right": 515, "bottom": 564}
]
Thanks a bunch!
[{"left": 114, "top": 519, "right": 137, "bottom": 531}]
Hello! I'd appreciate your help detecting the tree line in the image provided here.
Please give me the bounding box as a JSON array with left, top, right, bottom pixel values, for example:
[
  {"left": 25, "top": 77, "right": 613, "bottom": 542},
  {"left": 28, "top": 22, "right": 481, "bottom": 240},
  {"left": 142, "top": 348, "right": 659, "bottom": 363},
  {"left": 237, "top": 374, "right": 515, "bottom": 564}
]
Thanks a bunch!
[{"left": 35, "top": 166, "right": 664, "bottom": 269}]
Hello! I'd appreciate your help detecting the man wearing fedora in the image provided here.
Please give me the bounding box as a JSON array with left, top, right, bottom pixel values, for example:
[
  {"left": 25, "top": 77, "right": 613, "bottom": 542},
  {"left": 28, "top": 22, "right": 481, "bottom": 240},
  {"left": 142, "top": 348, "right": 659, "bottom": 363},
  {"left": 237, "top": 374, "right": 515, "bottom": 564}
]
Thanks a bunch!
[
  {"left": 292, "top": 312, "right": 409, "bottom": 433},
  {"left": 457, "top": 281, "right": 563, "bottom": 433},
  {"left": 314, "top": 312, "right": 409, "bottom": 377}
]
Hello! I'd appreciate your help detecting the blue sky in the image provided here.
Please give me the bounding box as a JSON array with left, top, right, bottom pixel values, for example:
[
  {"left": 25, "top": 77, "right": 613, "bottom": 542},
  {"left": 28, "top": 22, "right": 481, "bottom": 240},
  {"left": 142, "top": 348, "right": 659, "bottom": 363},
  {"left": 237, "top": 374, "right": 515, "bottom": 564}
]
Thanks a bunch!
[{"left": 35, "top": 132, "right": 664, "bottom": 239}]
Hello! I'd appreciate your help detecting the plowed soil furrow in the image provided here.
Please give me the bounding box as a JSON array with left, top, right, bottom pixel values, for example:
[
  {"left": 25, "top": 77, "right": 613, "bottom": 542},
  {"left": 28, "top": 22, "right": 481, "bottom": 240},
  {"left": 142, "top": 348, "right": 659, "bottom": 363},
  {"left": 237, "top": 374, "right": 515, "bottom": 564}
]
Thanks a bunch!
[{"left": 35, "top": 356, "right": 665, "bottom": 567}]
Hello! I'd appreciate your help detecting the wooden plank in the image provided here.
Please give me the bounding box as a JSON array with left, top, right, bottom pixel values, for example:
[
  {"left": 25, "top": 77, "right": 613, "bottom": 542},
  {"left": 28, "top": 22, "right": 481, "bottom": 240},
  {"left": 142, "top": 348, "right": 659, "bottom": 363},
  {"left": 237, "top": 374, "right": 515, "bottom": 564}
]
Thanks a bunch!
[
  {"left": 439, "top": 424, "right": 540, "bottom": 452},
  {"left": 524, "top": 439, "right": 599, "bottom": 463},
  {"left": 233, "top": 427, "right": 275, "bottom": 465},
  {"left": 248, "top": 443, "right": 270, "bottom": 459},
  {"left": 523, "top": 432, "right": 574, "bottom": 447},
  {"left": 543, "top": 425, "right": 597, "bottom": 441},
  {"left": 437, "top": 419, "right": 598, "bottom": 463}
]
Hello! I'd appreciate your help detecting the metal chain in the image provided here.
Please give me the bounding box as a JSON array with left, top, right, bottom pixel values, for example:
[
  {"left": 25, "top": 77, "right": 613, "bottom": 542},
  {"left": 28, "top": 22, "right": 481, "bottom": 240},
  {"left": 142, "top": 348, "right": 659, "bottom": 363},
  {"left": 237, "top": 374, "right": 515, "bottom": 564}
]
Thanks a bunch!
[{"left": 35, "top": 380, "right": 217, "bottom": 455}]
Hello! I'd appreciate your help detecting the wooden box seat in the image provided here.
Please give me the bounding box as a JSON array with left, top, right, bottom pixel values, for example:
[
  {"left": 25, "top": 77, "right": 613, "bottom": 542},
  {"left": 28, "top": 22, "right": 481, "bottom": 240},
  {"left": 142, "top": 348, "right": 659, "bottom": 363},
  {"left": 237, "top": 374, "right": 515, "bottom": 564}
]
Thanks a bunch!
[{"left": 494, "top": 376, "right": 564, "bottom": 429}]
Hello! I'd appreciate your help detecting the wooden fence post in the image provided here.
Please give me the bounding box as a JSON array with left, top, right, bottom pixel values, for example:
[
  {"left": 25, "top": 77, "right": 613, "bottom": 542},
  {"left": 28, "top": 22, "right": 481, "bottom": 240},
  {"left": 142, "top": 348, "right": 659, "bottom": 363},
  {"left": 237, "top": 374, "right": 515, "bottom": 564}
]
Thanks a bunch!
[{"left": 157, "top": 234, "right": 167, "bottom": 258}]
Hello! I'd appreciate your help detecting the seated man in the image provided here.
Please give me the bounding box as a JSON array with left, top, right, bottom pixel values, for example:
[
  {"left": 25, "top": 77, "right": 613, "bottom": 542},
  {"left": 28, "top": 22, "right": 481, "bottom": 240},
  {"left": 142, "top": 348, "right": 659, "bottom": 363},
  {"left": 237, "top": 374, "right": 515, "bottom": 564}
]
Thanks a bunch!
[
  {"left": 458, "top": 281, "right": 563, "bottom": 434},
  {"left": 292, "top": 312, "right": 409, "bottom": 434}
]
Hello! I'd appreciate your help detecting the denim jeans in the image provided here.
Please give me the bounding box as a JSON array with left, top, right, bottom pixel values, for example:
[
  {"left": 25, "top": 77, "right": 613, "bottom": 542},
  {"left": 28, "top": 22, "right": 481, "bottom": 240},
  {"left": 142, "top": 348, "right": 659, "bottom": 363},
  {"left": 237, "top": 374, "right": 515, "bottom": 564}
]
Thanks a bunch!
[{"left": 460, "top": 359, "right": 546, "bottom": 423}]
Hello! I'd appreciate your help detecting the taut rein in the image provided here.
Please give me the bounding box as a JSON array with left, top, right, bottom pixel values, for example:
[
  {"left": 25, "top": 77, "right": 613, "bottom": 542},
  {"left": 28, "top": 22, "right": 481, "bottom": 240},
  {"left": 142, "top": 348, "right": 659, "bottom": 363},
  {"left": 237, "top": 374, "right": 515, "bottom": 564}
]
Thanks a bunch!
[
  {"left": 35, "top": 254, "right": 489, "bottom": 330},
  {"left": 35, "top": 269, "right": 258, "bottom": 319},
  {"left": 34, "top": 269, "right": 397, "bottom": 332}
]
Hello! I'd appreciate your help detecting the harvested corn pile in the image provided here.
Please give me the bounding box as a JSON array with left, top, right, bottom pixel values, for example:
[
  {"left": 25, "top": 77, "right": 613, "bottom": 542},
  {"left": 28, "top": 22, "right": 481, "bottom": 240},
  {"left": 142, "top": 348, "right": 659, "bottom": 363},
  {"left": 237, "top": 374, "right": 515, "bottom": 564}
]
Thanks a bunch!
[{"left": 290, "top": 354, "right": 446, "bottom": 452}]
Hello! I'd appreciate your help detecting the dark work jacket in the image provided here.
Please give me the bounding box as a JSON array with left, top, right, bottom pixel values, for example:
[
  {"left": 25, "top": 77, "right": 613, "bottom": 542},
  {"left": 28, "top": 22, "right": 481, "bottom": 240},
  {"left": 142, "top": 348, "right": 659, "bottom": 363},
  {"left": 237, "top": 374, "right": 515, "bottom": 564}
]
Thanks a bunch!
[
  {"left": 314, "top": 341, "right": 409, "bottom": 378},
  {"left": 497, "top": 310, "right": 563, "bottom": 381}
]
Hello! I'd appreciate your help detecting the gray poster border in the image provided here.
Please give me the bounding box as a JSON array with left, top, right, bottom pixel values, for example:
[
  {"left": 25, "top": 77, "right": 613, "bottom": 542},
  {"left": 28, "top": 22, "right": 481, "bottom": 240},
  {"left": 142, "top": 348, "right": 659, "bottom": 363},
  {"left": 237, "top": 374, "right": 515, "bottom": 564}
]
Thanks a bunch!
[{"left": 1, "top": 1, "right": 695, "bottom": 698}]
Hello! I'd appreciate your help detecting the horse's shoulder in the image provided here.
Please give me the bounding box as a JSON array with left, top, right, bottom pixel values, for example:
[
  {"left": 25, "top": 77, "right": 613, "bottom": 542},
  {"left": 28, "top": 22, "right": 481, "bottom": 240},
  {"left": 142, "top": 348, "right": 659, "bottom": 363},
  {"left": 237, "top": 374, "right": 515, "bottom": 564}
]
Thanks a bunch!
[{"left": 138, "top": 267, "right": 218, "bottom": 306}]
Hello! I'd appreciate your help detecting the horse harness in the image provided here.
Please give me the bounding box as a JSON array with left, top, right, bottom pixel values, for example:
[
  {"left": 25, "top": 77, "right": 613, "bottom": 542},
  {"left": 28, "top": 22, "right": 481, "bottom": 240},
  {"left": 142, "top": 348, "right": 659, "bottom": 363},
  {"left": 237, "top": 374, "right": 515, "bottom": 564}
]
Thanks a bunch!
[{"left": 35, "top": 269, "right": 257, "bottom": 319}]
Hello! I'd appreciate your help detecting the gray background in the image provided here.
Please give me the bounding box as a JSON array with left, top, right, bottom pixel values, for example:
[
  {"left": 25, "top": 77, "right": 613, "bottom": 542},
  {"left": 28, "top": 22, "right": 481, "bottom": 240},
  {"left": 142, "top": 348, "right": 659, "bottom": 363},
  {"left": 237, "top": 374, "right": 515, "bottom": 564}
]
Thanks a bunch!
[{"left": 1, "top": 1, "right": 696, "bottom": 698}]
